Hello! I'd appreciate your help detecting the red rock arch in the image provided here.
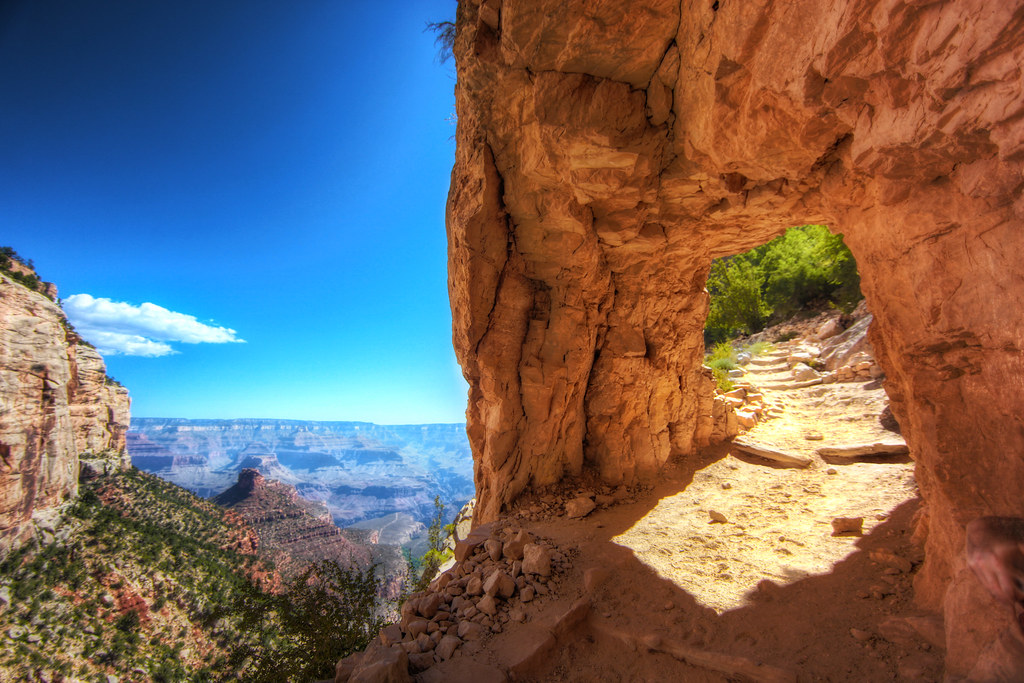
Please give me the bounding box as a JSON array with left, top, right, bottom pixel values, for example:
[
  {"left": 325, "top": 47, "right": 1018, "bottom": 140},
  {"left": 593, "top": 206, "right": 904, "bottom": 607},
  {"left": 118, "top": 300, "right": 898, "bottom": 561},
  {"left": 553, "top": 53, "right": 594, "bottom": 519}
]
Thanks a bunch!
[{"left": 447, "top": 1, "right": 1024, "bottom": 674}]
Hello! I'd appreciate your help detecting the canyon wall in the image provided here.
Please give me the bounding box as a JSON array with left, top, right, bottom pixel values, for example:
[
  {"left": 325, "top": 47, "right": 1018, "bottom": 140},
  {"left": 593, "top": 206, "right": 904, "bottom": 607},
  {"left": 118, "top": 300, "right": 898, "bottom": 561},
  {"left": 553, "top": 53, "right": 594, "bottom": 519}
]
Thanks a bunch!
[
  {"left": 447, "top": 0, "right": 1024, "bottom": 674},
  {"left": 213, "top": 468, "right": 405, "bottom": 597},
  {"left": 0, "top": 272, "right": 130, "bottom": 555}
]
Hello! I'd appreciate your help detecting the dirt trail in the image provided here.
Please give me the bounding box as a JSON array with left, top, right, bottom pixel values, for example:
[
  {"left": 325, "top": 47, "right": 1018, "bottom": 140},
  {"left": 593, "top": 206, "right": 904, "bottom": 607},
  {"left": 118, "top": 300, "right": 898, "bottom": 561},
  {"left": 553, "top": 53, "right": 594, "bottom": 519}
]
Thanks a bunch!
[
  {"left": 736, "top": 343, "right": 903, "bottom": 460},
  {"left": 447, "top": 343, "right": 943, "bottom": 682}
]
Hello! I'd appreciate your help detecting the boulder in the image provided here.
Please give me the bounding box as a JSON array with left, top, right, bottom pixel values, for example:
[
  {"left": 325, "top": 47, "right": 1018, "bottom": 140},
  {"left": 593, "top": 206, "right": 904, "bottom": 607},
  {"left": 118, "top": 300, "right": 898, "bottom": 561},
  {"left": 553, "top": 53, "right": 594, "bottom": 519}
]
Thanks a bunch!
[
  {"left": 457, "top": 620, "right": 488, "bottom": 641},
  {"left": 483, "top": 571, "right": 516, "bottom": 599},
  {"left": 484, "top": 538, "right": 503, "bottom": 562},
  {"left": 831, "top": 517, "right": 864, "bottom": 536},
  {"left": 565, "top": 496, "right": 596, "bottom": 518},
  {"left": 502, "top": 530, "right": 532, "bottom": 560},
  {"left": 418, "top": 593, "right": 441, "bottom": 620},
  {"left": 791, "top": 363, "right": 820, "bottom": 381},
  {"left": 435, "top": 635, "right": 461, "bottom": 661},
  {"left": 477, "top": 594, "right": 498, "bottom": 616},
  {"left": 522, "top": 544, "right": 552, "bottom": 577},
  {"left": 346, "top": 642, "right": 410, "bottom": 683}
]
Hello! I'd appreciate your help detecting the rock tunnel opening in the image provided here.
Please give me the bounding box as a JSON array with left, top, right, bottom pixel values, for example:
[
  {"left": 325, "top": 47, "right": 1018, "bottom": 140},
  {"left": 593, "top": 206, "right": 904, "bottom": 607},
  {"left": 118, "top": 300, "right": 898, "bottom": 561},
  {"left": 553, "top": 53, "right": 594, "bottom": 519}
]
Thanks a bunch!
[
  {"left": 610, "top": 224, "right": 917, "bottom": 614},
  {"left": 448, "top": 0, "right": 1024, "bottom": 673}
]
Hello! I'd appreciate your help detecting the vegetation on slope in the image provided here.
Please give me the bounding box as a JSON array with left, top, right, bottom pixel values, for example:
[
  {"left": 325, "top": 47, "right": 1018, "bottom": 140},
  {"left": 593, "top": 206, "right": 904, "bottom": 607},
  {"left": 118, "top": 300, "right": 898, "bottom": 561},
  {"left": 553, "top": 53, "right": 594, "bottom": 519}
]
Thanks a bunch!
[
  {"left": 236, "top": 559, "right": 385, "bottom": 682},
  {"left": 0, "top": 468, "right": 385, "bottom": 682},
  {"left": 705, "top": 225, "right": 862, "bottom": 344},
  {"left": 0, "top": 246, "right": 50, "bottom": 299},
  {"left": 705, "top": 340, "right": 775, "bottom": 393},
  {"left": 407, "top": 496, "right": 454, "bottom": 593}
]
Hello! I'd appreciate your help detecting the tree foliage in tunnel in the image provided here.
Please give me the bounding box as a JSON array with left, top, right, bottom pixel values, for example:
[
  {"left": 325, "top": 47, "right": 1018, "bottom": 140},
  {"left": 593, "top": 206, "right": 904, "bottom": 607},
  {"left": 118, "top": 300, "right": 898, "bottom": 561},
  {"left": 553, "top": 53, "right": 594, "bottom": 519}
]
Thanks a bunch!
[{"left": 705, "top": 225, "right": 862, "bottom": 344}]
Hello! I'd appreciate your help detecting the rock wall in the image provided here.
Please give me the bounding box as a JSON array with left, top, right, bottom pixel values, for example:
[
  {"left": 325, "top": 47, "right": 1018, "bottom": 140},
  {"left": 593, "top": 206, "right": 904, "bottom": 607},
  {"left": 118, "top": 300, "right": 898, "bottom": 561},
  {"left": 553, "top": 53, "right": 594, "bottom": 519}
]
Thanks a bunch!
[
  {"left": 0, "top": 273, "right": 130, "bottom": 555},
  {"left": 447, "top": 0, "right": 1024, "bottom": 674}
]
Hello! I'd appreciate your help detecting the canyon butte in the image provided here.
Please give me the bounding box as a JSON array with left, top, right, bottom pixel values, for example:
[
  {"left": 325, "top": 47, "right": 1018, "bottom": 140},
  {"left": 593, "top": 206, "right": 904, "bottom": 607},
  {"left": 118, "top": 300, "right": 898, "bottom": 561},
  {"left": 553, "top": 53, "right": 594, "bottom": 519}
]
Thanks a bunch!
[{"left": 443, "top": 0, "right": 1024, "bottom": 679}]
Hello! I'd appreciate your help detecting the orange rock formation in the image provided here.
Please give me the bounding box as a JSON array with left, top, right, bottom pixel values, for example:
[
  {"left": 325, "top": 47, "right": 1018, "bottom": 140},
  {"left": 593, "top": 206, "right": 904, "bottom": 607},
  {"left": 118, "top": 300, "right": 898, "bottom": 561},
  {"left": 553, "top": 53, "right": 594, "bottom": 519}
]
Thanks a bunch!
[
  {"left": 0, "top": 271, "right": 130, "bottom": 554},
  {"left": 446, "top": 0, "right": 1024, "bottom": 675}
]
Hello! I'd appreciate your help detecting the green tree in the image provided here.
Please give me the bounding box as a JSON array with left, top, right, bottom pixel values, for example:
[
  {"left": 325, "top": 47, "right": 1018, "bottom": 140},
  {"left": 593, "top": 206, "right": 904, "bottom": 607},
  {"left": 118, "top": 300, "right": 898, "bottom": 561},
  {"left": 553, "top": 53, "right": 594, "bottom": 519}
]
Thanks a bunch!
[
  {"left": 241, "top": 560, "right": 385, "bottom": 682},
  {"left": 705, "top": 257, "right": 769, "bottom": 342},
  {"left": 415, "top": 496, "right": 449, "bottom": 592},
  {"left": 704, "top": 225, "right": 862, "bottom": 343}
]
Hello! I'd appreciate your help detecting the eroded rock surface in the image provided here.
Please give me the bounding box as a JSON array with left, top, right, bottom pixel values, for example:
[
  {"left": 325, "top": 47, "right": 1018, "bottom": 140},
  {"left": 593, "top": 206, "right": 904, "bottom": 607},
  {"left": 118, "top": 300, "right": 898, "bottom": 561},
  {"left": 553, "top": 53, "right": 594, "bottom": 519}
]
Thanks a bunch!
[
  {"left": 0, "top": 272, "right": 130, "bottom": 555},
  {"left": 447, "top": 0, "right": 1024, "bottom": 674},
  {"left": 213, "top": 468, "right": 406, "bottom": 595}
]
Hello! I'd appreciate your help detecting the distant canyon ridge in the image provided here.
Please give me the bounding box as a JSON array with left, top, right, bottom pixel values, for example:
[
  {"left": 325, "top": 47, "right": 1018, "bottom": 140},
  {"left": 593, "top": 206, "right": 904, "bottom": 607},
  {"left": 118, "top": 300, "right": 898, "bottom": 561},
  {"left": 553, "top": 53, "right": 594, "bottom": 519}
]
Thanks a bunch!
[{"left": 127, "top": 418, "right": 474, "bottom": 545}]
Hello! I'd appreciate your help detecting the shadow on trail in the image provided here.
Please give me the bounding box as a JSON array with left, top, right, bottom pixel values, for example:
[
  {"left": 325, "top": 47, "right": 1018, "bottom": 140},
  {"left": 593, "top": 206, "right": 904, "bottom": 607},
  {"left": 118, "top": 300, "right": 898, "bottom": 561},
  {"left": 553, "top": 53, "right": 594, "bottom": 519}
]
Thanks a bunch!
[{"left": 524, "top": 444, "right": 940, "bottom": 682}]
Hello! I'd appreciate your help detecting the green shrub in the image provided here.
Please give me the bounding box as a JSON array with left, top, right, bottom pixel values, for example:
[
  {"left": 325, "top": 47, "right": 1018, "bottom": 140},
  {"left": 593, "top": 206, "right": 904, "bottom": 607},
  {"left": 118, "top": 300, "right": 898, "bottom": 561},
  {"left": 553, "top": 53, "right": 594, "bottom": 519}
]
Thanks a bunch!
[
  {"left": 745, "top": 341, "right": 774, "bottom": 356},
  {"left": 705, "top": 225, "right": 862, "bottom": 343},
  {"left": 238, "top": 560, "right": 385, "bottom": 682},
  {"left": 115, "top": 611, "right": 140, "bottom": 633},
  {"left": 711, "top": 366, "right": 734, "bottom": 393},
  {"left": 705, "top": 342, "right": 738, "bottom": 393}
]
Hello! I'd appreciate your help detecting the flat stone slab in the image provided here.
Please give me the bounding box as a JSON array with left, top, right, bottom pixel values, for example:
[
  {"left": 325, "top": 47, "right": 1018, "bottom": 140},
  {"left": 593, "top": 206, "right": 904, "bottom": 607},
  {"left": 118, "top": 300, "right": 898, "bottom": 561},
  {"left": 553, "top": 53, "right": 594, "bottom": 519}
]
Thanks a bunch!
[
  {"left": 730, "top": 439, "right": 813, "bottom": 467},
  {"left": 749, "top": 356, "right": 786, "bottom": 366},
  {"left": 758, "top": 377, "right": 824, "bottom": 390},
  {"left": 816, "top": 439, "right": 909, "bottom": 458},
  {"left": 746, "top": 365, "right": 787, "bottom": 373}
]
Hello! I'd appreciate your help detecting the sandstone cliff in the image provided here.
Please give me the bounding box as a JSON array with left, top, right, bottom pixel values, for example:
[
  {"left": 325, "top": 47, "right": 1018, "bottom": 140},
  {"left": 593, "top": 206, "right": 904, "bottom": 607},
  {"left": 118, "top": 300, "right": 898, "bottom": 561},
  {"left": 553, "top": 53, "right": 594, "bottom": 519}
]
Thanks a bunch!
[
  {"left": 0, "top": 268, "right": 130, "bottom": 555},
  {"left": 447, "top": 0, "right": 1024, "bottom": 675}
]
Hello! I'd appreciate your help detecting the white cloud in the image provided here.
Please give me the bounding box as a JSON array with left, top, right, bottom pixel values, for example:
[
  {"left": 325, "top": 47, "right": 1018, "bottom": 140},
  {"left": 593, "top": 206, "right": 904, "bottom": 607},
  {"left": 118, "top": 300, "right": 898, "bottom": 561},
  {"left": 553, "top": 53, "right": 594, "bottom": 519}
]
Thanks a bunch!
[
  {"left": 80, "top": 331, "right": 178, "bottom": 358},
  {"left": 64, "top": 294, "right": 244, "bottom": 357}
]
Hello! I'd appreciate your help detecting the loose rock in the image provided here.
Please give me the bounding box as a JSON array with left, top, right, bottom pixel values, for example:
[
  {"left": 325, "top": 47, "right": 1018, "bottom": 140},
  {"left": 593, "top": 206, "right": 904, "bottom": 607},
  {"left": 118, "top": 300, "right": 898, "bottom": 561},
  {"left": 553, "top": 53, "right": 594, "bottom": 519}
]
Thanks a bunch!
[
  {"left": 565, "top": 496, "right": 597, "bottom": 518},
  {"left": 831, "top": 517, "right": 864, "bottom": 535},
  {"left": 483, "top": 570, "right": 516, "bottom": 599},
  {"left": 522, "top": 543, "right": 552, "bottom": 576},
  {"left": 435, "top": 635, "right": 461, "bottom": 661}
]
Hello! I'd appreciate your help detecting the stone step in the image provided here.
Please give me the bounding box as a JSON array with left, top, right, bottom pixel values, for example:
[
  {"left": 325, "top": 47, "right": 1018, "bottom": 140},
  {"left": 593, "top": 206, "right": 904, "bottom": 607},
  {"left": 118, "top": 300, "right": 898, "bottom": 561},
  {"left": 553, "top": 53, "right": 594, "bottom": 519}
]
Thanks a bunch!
[
  {"left": 756, "top": 378, "right": 824, "bottom": 391},
  {"left": 730, "top": 438, "right": 812, "bottom": 467},
  {"left": 746, "top": 365, "right": 788, "bottom": 373},
  {"left": 749, "top": 357, "right": 786, "bottom": 366},
  {"left": 815, "top": 439, "right": 909, "bottom": 459}
]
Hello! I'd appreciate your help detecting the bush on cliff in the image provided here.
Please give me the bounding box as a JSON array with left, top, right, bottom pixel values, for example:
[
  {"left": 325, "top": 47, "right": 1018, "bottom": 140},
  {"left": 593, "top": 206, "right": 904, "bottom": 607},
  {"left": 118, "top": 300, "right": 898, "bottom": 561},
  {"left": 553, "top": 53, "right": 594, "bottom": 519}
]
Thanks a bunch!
[
  {"left": 410, "top": 495, "right": 452, "bottom": 593},
  {"left": 705, "top": 224, "right": 862, "bottom": 344},
  {"left": 236, "top": 559, "right": 386, "bottom": 682},
  {"left": 0, "top": 246, "right": 44, "bottom": 294}
]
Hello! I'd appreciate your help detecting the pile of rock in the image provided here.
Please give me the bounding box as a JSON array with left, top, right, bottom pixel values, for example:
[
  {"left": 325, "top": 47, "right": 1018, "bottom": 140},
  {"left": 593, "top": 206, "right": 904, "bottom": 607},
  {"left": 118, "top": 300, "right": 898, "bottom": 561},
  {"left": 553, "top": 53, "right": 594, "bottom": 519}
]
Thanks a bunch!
[
  {"left": 507, "top": 486, "right": 634, "bottom": 523},
  {"left": 718, "top": 386, "right": 767, "bottom": 430},
  {"left": 832, "top": 351, "right": 883, "bottom": 382},
  {"left": 336, "top": 524, "right": 570, "bottom": 682},
  {"left": 771, "top": 339, "right": 883, "bottom": 387}
]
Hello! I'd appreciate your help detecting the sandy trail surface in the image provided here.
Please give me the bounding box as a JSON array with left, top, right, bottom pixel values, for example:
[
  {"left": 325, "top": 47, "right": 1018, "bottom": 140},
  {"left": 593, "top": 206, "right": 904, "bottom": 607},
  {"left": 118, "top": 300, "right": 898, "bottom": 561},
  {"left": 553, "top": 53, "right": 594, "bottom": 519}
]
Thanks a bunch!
[{"left": 452, "top": 347, "right": 943, "bottom": 682}]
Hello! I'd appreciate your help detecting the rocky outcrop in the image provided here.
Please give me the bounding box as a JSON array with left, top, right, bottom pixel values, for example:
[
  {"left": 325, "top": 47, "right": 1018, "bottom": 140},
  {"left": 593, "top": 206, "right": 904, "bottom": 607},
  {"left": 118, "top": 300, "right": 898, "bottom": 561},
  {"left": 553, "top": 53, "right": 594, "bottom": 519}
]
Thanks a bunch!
[
  {"left": 213, "top": 469, "right": 405, "bottom": 595},
  {"left": 214, "top": 469, "right": 372, "bottom": 574},
  {"left": 447, "top": 0, "right": 1024, "bottom": 674},
  {"left": 0, "top": 271, "right": 130, "bottom": 555}
]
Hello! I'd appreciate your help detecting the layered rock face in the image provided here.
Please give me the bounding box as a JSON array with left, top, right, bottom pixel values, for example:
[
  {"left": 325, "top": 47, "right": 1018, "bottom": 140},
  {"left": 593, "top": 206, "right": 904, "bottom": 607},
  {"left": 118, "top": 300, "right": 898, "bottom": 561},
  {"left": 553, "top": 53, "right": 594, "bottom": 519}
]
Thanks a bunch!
[
  {"left": 447, "top": 0, "right": 1023, "bottom": 674},
  {"left": 214, "top": 468, "right": 406, "bottom": 598},
  {"left": 0, "top": 273, "right": 130, "bottom": 555},
  {"left": 128, "top": 418, "right": 474, "bottom": 532},
  {"left": 213, "top": 468, "right": 376, "bottom": 577}
]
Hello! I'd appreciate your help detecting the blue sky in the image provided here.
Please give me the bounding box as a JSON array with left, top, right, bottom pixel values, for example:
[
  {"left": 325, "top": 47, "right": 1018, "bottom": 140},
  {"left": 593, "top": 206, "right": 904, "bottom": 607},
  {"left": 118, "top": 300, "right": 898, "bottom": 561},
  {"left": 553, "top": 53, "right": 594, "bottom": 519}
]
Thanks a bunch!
[{"left": 0, "top": 0, "right": 468, "bottom": 424}]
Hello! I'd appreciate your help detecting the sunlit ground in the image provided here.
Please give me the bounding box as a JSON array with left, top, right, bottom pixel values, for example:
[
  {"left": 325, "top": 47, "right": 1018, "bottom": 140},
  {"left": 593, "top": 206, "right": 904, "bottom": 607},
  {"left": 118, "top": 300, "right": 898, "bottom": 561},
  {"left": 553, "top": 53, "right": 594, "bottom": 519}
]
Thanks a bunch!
[{"left": 612, "top": 453, "right": 918, "bottom": 613}]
